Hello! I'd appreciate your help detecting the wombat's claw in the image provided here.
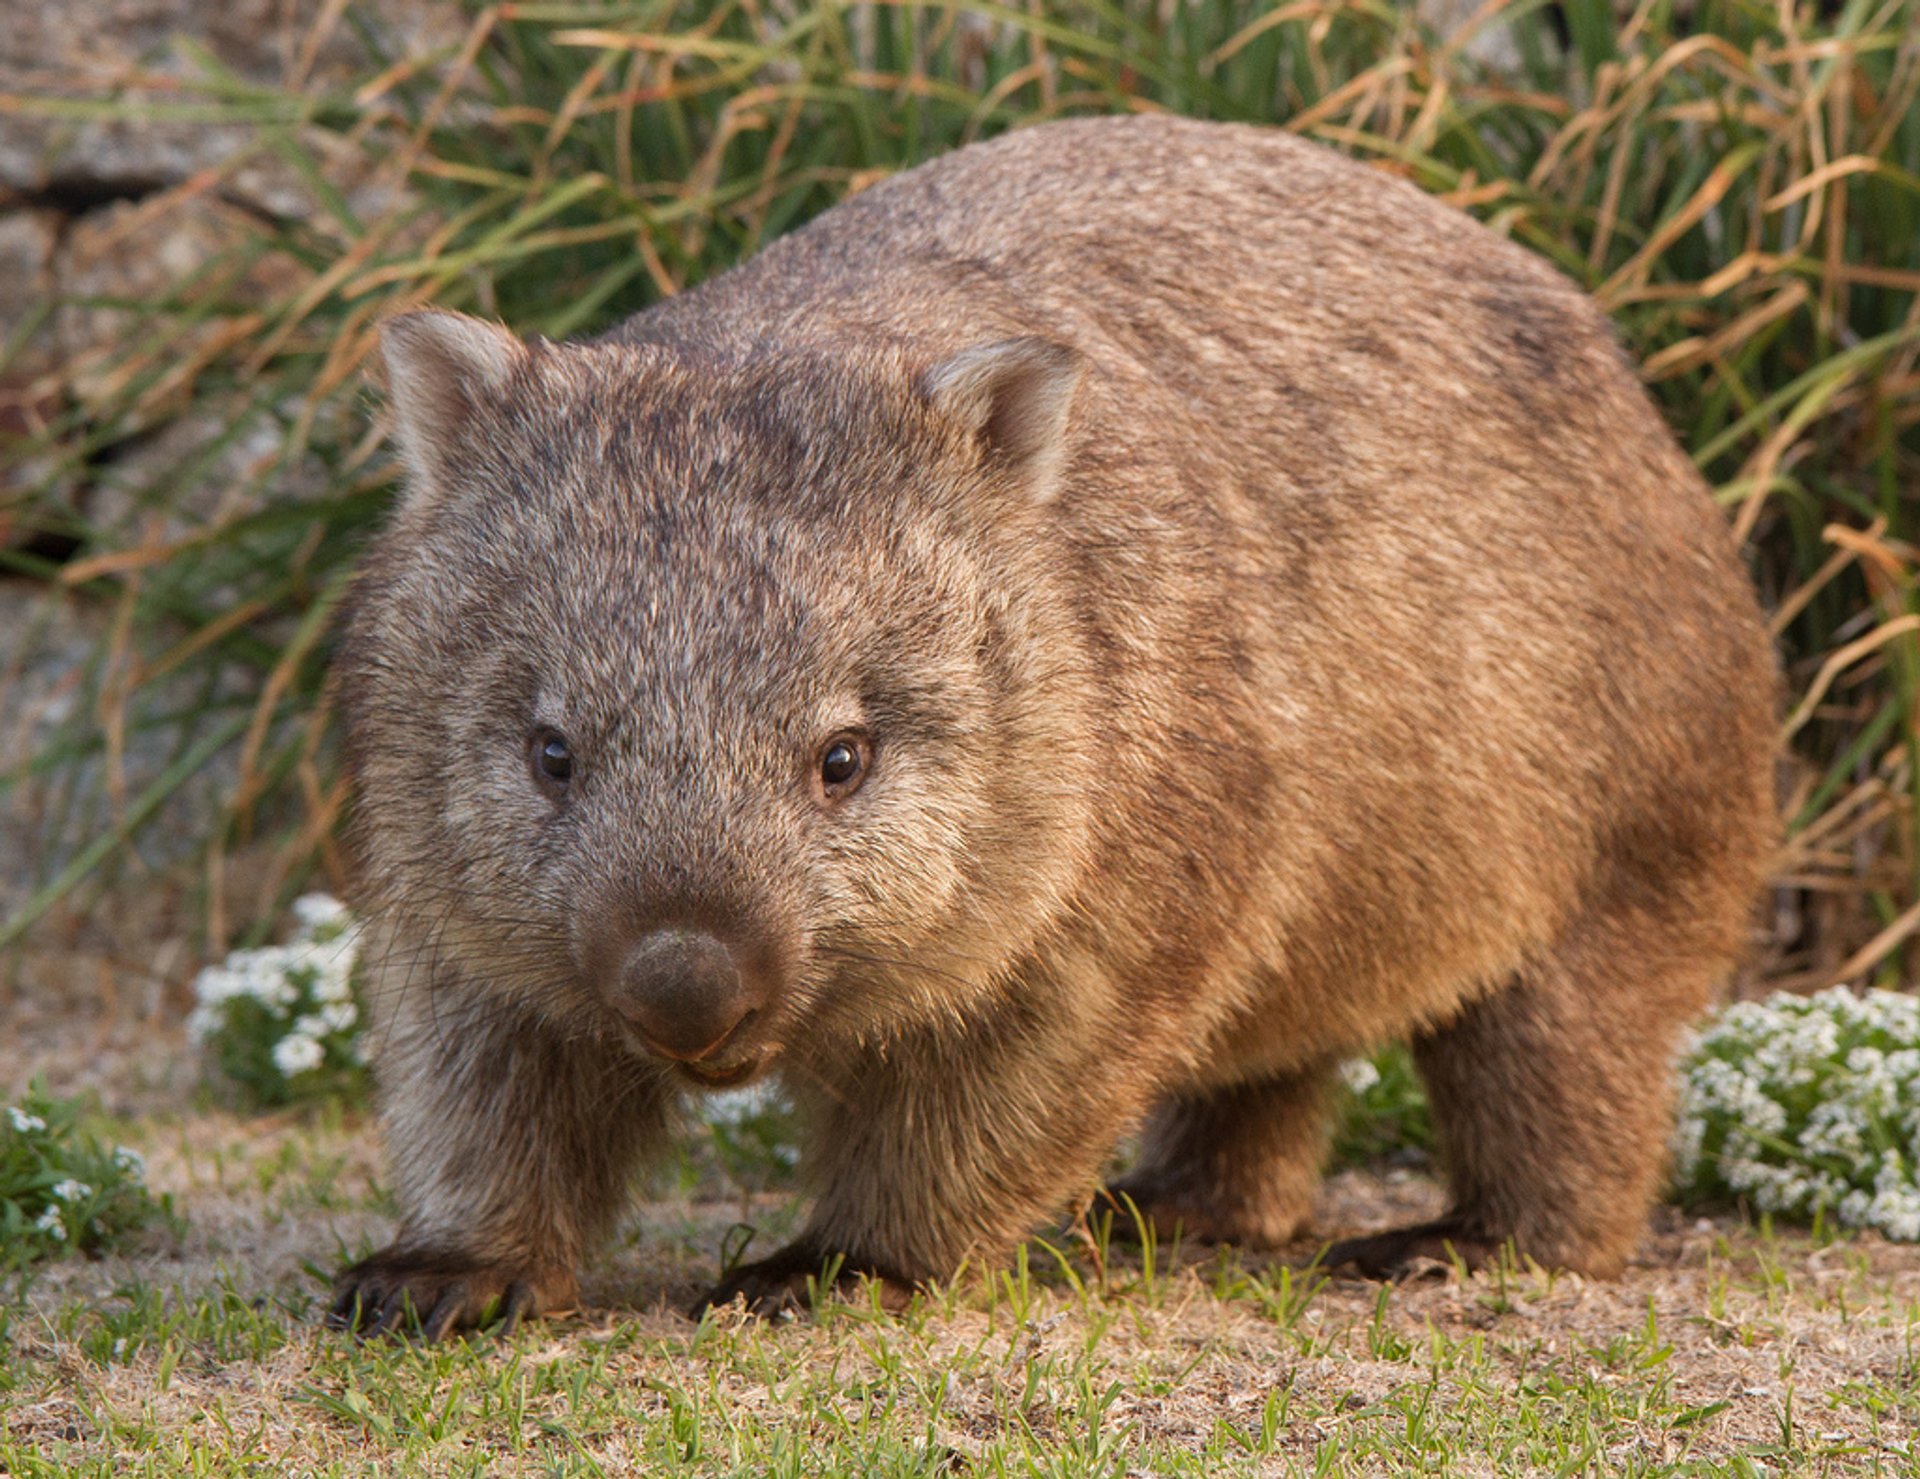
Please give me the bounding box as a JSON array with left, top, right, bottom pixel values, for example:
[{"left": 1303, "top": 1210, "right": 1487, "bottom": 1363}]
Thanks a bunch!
[
  {"left": 1088, "top": 1182, "right": 1151, "bottom": 1241},
  {"left": 690, "top": 1241, "right": 913, "bottom": 1321},
  {"left": 328, "top": 1249, "right": 576, "bottom": 1341},
  {"left": 1320, "top": 1219, "right": 1498, "bottom": 1281},
  {"left": 692, "top": 1270, "right": 805, "bottom": 1321}
]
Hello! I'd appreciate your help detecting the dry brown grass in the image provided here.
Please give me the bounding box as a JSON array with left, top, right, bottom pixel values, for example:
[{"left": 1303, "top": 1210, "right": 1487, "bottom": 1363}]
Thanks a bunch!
[{"left": 1, "top": 0, "right": 1917, "bottom": 992}]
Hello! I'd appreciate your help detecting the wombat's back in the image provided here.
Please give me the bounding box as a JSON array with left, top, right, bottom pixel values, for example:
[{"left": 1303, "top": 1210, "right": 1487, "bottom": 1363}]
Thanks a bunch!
[{"left": 610, "top": 115, "right": 1775, "bottom": 1061}]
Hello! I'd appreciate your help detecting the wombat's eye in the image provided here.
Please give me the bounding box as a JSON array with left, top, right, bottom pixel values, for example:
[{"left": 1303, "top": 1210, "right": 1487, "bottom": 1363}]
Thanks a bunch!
[
  {"left": 530, "top": 730, "right": 574, "bottom": 790},
  {"left": 815, "top": 733, "right": 870, "bottom": 801}
]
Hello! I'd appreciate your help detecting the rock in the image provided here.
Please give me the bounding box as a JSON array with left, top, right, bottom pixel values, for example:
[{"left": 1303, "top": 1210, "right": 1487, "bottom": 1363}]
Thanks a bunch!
[
  {"left": 0, "top": 210, "right": 74, "bottom": 557},
  {"left": 0, "top": 209, "right": 62, "bottom": 355},
  {"left": 0, "top": 0, "right": 462, "bottom": 203}
]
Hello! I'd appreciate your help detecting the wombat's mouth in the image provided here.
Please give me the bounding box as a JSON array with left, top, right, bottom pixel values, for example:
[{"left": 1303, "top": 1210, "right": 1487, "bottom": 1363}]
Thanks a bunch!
[
  {"left": 608, "top": 1012, "right": 771, "bottom": 1086},
  {"left": 677, "top": 1052, "right": 766, "bottom": 1089}
]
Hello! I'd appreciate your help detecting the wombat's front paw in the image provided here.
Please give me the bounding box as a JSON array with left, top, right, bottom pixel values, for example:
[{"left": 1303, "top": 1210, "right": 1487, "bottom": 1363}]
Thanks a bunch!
[
  {"left": 1322, "top": 1217, "right": 1501, "bottom": 1280},
  {"left": 691, "top": 1239, "right": 914, "bottom": 1320},
  {"left": 328, "top": 1247, "right": 578, "bottom": 1340}
]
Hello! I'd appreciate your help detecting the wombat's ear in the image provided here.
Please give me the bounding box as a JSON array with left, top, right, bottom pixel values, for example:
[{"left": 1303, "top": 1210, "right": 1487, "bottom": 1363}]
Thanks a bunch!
[
  {"left": 921, "top": 337, "right": 1082, "bottom": 503},
  {"left": 378, "top": 310, "right": 524, "bottom": 496}
]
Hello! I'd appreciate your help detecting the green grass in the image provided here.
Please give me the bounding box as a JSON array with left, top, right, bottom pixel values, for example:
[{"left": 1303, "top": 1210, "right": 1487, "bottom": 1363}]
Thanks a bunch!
[
  {"left": 1, "top": 0, "right": 1917, "bottom": 975},
  {"left": 4, "top": 1123, "right": 1918, "bottom": 1477}
]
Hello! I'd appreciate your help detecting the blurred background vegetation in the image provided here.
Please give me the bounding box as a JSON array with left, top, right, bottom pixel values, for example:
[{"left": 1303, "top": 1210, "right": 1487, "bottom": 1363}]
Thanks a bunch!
[{"left": 0, "top": 0, "right": 1916, "bottom": 993}]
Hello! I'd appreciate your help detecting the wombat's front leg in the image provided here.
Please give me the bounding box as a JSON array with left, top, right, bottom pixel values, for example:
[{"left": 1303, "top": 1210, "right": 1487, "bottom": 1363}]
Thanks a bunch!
[
  {"left": 332, "top": 982, "right": 671, "bottom": 1339},
  {"left": 693, "top": 1021, "right": 1145, "bottom": 1318}
]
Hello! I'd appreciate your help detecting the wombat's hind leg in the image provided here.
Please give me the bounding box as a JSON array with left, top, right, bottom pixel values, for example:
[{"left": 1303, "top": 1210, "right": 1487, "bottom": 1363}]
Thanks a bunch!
[
  {"left": 1319, "top": 1217, "right": 1504, "bottom": 1279},
  {"left": 1100, "top": 1062, "right": 1337, "bottom": 1247},
  {"left": 1326, "top": 928, "right": 1716, "bottom": 1280}
]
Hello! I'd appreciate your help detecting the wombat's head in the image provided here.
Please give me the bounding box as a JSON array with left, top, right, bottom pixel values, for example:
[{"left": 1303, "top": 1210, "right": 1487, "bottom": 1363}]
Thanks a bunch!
[{"left": 339, "top": 310, "right": 1097, "bottom": 1087}]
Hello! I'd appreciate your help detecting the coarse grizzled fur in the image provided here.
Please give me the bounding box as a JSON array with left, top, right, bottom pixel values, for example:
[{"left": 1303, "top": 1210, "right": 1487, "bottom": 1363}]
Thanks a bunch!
[{"left": 329, "top": 114, "right": 1776, "bottom": 1336}]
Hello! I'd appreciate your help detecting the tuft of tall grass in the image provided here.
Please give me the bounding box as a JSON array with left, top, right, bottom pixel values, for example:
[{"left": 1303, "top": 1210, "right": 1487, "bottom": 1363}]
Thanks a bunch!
[{"left": 1, "top": 0, "right": 1916, "bottom": 983}]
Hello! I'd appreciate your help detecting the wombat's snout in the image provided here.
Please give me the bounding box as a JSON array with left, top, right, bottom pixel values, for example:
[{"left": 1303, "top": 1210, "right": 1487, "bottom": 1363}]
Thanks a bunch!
[{"left": 612, "top": 929, "right": 754, "bottom": 1063}]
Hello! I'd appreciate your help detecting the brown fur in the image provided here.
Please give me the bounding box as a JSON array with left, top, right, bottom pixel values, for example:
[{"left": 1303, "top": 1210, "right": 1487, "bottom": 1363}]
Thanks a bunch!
[{"left": 329, "top": 115, "right": 1776, "bottom": 1333}]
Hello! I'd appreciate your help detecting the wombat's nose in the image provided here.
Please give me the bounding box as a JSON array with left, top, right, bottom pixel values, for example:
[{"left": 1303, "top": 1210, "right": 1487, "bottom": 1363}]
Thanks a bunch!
[{"left": 614, "top": 929, "right": 751, "bottom": 1061}]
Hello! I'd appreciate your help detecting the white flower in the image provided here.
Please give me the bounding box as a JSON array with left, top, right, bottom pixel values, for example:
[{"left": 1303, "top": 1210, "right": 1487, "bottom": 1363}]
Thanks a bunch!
[
  {"left": 701, "top": 1083, "right": 786, "bottom": 1126},
  {"left": 49, "top": 1178, "right": 91, "bottom": 1203},
  {"left": 34, "top": 1206, "right": 66, "bottom": 1240},
  {"left": 292, "top": 894, "right": 351, "bottom": 933},
  {"left": 186, "top": 1002, "right": 224, "bottom": 1044},
  {"left": 271, "top": 1034, "right": 326, "bottom": 1077},
  {"left": 112, "top": 1146, "right": 146, "bottom": 1177},
  {"left": 1668, "top": 1112, "right": 1705, "bottom": 1184},
  {"left": 1675, "top": 986, "right": 1920, "bottom": 1240},
  {"left": 192, "top": 964, "right": 244, "bottom": 1006},
  {"left": 198, "top": 948, "right": 300, "bottom": 1012},
  {"left": 285, "top": 934, "right": 359, "bottom": 1005},
  {"left": 316, "top": 1000, "right": 358, "bottom": 1036},
  {"left": 241, "top": 948, "right": 303, "bottom": 1009},
  {"left": 1340, "top": 1059, "right": 1381, "bottom": 1095},
  {"left": 6, "top": 1107, "right": 47, "bottom": 1134},
  {"left": 1799, "top": 1101, "right": 1866, "bottom": 1161},
  {"left": 310, "top": 956, "right": 356, "bottom": 1005}
]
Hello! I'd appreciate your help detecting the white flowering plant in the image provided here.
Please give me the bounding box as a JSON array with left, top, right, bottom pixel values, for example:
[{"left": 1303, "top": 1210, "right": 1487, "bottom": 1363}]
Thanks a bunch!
[
  {"left": 1670, "top": 986, "right": 1920, "bottom": 1240},
  {"left": 699, "top": 1084, "right": 802, "bottom": 1189},
  {"left": 189, "top": 894, "right": 368, "bottom": 1108},
  {"left": 0, "top": 1084, "right": 168, "bottom": 1272},
  {"left": 1333, "top": 1046, "right": 1434, "bottom": 1167}
]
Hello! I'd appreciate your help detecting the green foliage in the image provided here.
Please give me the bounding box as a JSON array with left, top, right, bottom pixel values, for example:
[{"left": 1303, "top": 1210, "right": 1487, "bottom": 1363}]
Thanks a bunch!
[
  {"left": 2, "top": 0, "right": 1916, "bottom": 974},
  {"left": 3, "top": 1152, "right": 1910, "bottom": 1479},
  {"left": 0, "top": 1086, "right": 169, "bottom": 1274},
  {"left": 700, "top": 1086, "right": 803, "bottom": 1190},
  {"left": 1332, "top": 1046, "right": 1435, "bottom": 1167}
]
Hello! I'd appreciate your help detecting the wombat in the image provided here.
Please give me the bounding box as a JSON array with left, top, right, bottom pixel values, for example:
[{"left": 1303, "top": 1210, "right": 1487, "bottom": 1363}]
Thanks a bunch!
[{"left": 329, "top": 114, "right": 1775, "bottom": 1337}]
